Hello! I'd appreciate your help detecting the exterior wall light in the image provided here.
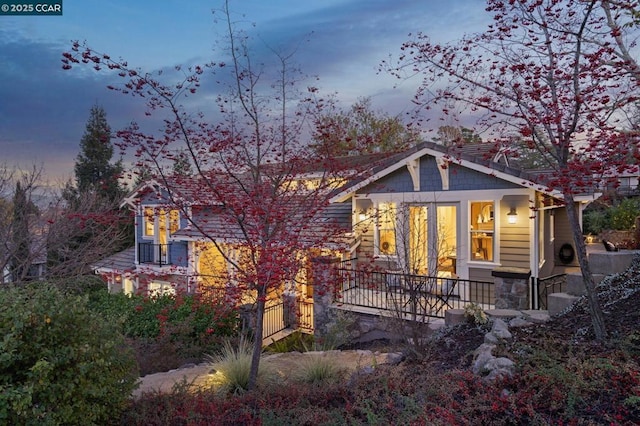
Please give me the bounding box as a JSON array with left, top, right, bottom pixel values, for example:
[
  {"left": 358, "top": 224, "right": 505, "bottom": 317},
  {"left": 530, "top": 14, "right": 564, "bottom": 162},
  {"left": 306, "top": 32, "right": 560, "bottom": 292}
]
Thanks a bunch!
[{"left": 507, "top": 207, "right": 518, "bottom": 224}]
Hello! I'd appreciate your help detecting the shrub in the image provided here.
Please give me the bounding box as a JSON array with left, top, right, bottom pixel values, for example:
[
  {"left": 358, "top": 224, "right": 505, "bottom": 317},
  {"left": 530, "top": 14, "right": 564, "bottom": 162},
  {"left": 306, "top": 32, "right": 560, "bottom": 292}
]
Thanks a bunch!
[
  {"left": 294, "top": 355, "right": 346, "bottom": 385},
  {"left": 609, "top": 197, "right": 640, "bottom": 230},
  {"left": 584, "top": 197, "right": 640, "bottom": 234},
  {"left": 583, "top": 208, "right": 609, "bottom": 235},
  {"left": 88, "top": 290, "right": 240, "bottom": 374},
  {"left": 207, "top": 338, "right": 274, "bottom": 394},
  {"left": 0, "top": 283, "right": 138, "bottom": 425},
  {"left": 463, "top": 302, "right": 488, "bottom": 325}
]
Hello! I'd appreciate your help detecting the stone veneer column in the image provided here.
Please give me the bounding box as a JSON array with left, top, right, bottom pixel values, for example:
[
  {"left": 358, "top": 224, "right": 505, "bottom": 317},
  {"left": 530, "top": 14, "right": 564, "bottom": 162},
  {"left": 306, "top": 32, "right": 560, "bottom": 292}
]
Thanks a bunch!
[
  {"left": 491, "top": 267, "right": 531, "bottom": 310},
  {"left": 311, "top": 256, "right": 341, "bottom": 340}
]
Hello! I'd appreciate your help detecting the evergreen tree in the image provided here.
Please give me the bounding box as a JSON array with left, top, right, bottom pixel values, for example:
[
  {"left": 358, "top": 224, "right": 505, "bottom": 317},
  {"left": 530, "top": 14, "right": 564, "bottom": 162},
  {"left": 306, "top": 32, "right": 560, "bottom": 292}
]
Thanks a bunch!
[
  {"left": 172, "top": 150, "right": 193, "bottom": 176},
  {"left": 73, "top": 105, "right": 123, "bottom": 201}
]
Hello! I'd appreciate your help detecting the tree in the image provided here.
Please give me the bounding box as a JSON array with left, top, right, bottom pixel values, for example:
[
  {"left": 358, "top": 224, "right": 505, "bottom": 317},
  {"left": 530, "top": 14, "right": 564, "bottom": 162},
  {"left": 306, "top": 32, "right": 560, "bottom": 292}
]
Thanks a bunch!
[
  {"left": 0, "top": 167, "right": 42, "bottom": 284},
  {"left": 389, "top": 0, "right": 640, "bottom": 341},
  {"left": 310, "top": 97, "right": 419, "bottom": 156},
  {"left": 73, "top": 105, "right": 123, "bottom": 201},
  {"left": 172, "top": 150, "right": 193, "bottom": 176},
  {"left": 432, "top": 126, "right": 482, "bottom": 147},
  {"left": 62, "top": 0, "right": 371, "bottom": 390},
  {"left": 57, "top": 105, "right": 132, "bottom": 277},
  {"left": 10, "top": 181, "right": 32, "bottom": 282}
]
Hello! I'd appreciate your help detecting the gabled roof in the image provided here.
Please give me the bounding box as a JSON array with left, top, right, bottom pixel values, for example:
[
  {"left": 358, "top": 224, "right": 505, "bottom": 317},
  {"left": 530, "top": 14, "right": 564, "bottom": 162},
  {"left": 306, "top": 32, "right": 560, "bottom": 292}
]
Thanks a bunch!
[{"left": 329, "top": 141, "right": 581, "bottom": 203}]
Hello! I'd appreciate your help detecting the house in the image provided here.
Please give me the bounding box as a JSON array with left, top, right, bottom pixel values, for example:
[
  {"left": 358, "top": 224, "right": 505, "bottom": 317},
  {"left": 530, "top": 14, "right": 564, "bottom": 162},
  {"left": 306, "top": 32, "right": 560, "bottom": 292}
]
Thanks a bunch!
[
  {"left": 94, "top": 141, "right": 597, "bottom": 334},
  {"left": 331, "top": 141, "right": 596, "bottom": 284}
]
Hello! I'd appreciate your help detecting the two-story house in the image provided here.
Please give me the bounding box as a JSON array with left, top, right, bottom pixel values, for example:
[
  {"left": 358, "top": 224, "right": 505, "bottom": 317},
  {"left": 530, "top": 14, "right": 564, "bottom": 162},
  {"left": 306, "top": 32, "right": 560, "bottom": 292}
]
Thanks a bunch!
[{"left": 95, "top": 142, "right": 597, "bottom": 324}]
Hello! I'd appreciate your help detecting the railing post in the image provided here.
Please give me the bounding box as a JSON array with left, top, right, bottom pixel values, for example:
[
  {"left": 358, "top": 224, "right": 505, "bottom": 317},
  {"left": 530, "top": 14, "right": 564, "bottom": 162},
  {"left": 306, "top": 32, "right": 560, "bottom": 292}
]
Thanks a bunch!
[{"left": 311, "top": 255, "right": 341, "bottom": 341}]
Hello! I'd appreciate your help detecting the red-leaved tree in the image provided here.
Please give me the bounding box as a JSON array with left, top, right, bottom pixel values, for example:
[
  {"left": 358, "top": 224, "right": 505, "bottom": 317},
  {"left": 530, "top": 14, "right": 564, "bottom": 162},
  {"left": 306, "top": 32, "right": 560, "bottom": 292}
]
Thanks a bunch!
[
  {"left": 387, "top": 0, "right": 640, "bottom": 341},
  {"left": 62, "top": 2, "right": 370, "bottom": 389}
]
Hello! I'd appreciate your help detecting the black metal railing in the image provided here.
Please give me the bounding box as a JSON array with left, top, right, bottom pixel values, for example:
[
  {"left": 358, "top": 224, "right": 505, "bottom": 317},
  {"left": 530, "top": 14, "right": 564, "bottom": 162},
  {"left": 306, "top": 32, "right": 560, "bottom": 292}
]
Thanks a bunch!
[
  {"left": 138, "top": 242, "right": 172, "bottom": 266},
  {"left": 297, "top": 299, "right": 314, "bottom": 332},
  {"left": 334, "top": 267, "right": 494, "bottom": 319},
  {"left": 531, "top": 274, "right": 567, "bottom": 310},
  {"left": 263, "top": 302, "right": 286, "bottom": 340}
]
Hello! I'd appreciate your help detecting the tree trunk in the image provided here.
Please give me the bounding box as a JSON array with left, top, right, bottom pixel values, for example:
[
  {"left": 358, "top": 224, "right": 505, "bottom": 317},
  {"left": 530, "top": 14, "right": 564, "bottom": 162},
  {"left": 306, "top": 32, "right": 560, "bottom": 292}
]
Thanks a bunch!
[
  {"left": 247, "top": 287, "right": 266, "bottom": 391},
  {"left": 564, "top": 195, "right": 608, "bottom": 341}
]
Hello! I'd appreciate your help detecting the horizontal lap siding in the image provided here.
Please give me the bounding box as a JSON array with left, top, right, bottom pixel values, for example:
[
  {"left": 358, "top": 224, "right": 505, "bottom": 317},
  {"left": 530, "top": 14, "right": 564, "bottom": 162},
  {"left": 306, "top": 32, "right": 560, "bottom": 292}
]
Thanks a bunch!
[
  {"left": 499, "top": 196, "right": 531, "bottom": 269},
  {"left": 468, "top": 267, "right": 494, "bottom": 304},
  {"left": 500, "top": 229, "right": 530, "bottom": 268}
]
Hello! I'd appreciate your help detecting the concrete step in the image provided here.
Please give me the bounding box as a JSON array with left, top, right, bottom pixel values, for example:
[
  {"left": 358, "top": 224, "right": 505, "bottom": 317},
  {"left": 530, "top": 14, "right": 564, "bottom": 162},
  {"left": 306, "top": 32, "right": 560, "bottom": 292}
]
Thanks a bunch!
[
  {"left": 566, "top": 272, "right": 606, "bottom": 296},
  {"left": 588, "top": 251, "right": 638, "bottom": 275},
  {"left": 444, "top": 309, "right": 465, "bottom": 327},
  {"left": 547, "top": 292, "right": 581, "bottom": 316}
]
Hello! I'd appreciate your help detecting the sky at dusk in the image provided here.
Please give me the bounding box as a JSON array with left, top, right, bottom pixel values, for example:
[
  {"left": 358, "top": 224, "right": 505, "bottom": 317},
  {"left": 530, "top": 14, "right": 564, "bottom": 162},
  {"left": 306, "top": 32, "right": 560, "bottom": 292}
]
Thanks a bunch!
[{"left": 1, "top": 0, "right": 490, "bottom": 186}]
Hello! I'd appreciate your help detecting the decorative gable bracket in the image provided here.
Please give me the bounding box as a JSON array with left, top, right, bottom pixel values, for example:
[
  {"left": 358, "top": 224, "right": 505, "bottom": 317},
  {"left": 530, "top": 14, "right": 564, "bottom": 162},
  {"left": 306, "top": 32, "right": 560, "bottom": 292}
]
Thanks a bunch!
[
  {"left": 406, "top": 159, "right": 420, "bottom": 191},
  {"left": 436, "top": 156, "right": 450, "bottom": 190}
]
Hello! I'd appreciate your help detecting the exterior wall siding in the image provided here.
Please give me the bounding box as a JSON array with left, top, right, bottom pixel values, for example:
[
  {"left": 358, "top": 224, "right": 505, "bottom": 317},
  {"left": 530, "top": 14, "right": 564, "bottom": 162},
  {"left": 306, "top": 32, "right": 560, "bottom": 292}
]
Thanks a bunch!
[
  {"left": 360, "top": 155, "right": 523, "bottom": 195},
  {"left": 419, "top": 157, "right": 444, "bottom": 192},
  {"left": 449, "top": 164, "right": 521, "bottom": 191},
  {"left": 170, "top": 242, "right": 189, "bottom": 267},
  {"left": 361, "top": 167, "right": 415, "bottom": 193},
  {"left": 499, "top": 197, "right": 531, "bottom": 269},
  {"left": 553, "top": 206, "right": 579, "bottom": 267}
]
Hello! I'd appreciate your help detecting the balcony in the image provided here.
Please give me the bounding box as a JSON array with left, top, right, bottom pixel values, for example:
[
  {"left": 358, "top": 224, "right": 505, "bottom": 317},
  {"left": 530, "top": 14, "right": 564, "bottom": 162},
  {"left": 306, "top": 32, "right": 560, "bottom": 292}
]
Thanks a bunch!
[{"left": 138, "top": 243, "right": 172, "bottom": 266}]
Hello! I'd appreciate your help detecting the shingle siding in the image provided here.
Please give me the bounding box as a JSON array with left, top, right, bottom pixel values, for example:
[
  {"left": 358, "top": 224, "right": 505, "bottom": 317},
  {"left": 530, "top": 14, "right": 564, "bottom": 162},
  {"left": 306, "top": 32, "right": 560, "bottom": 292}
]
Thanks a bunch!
[{"left": 449, "top": 165, "right": 521, "bottom": 191}]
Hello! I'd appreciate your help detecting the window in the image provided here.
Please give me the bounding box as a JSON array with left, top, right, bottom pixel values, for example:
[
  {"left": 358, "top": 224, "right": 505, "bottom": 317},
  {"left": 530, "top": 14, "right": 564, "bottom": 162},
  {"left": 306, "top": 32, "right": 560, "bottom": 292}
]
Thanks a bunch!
[
  {"left": 169, "top": 209, "right": 180, "bottom": 235},
  {"left": 148, "top": 281, "right": 176, "bottom": 296},
  {"left": 143, "top": 207, "right": 180, "bottom": 239},
  {"left": 143, "top": 207, "right": 155, "bottom": 237},
  {"left": 470, "top": 201, "right": 494, "bottom": 261},
  {"left": 377, "top": 202, "right": 396, "bottom": 255}
]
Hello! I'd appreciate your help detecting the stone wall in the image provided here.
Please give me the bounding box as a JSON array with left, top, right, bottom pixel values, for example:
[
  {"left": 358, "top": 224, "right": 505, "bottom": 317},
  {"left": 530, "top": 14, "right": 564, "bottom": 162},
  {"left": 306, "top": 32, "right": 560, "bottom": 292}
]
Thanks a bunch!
[{"left": 491, "top": 267, "right": 531, "bottom": 310}]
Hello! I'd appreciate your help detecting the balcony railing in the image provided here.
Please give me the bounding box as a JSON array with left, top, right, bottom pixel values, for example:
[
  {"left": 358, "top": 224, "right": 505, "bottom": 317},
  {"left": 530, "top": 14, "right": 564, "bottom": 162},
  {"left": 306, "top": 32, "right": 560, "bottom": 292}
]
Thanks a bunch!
[
  {"left": 334, "top": 267, "right": 494, "bottom": 320},
  {"left": 138, "top": 242, "right": 172, "bottom": 266}
]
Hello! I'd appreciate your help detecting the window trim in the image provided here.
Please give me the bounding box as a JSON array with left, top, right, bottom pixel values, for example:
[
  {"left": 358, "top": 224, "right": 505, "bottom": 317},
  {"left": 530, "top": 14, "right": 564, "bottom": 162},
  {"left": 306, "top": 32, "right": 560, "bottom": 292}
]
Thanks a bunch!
[{"left": 469, "top": 201, "right": 495, "bottom": 263}]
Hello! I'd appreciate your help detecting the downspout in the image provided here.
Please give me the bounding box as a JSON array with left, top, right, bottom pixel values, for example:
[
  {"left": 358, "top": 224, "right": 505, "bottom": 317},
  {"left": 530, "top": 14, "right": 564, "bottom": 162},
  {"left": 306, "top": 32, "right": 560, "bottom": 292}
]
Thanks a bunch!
[{"left": 532, "top": 208, "right": 540, "bottom": 310}]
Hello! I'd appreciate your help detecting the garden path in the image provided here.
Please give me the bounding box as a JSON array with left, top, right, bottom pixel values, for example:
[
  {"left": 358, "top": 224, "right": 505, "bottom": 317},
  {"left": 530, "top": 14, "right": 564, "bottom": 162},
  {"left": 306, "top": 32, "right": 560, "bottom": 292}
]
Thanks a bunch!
[{"left": 134, "top": 349, "right": 398, "bottom": 398}]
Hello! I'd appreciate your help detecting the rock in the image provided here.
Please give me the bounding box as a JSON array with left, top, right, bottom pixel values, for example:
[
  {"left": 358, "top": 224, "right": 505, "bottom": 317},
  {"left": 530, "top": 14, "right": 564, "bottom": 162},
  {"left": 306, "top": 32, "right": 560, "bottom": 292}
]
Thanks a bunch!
[
  {"left": 472, "top": 343, "right": 496, "bottom": 375},
  {"left": 509, "top": 317, "right": 532, "bottom": 328},
  {"left": 484, "top": 357, "right": 515, "bottom": 381},
  {"left": 385, "top": 352, "right": 405, "bottom": 365},
  {"left": 484, "top": 333, "right": 499, "bottom": 345},
  {"left": 491, "top": 318, "right": 513, "bottom": 340}
]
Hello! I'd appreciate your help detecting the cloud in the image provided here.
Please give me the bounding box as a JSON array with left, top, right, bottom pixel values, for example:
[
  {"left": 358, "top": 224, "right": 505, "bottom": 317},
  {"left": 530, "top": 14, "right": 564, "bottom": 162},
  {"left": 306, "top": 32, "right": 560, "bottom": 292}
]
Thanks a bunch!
[
  {"left": 0, "top": 32, "right": 147, "bottom": 182},
  {"left": 1, "top": 0, "right": 492, "bottom": 184}
]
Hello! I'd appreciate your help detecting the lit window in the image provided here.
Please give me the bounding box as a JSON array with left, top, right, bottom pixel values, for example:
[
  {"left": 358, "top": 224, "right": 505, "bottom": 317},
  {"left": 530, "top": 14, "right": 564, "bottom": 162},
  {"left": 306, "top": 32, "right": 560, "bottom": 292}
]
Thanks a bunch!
[
  {"left": 377, "top": 202, "right": 396, "bottom": 255},
  {"left": 143, "top": 207, "right": 155, "bottom": 237},
  {"left": 169, "top": 209, "right": 180, "bottom": 234},
  {"left": 470, "top": 201, "right": 494, "bottom": 261},
  {"left": 148, "top": 281, "right": 176, "bottom": 296}
]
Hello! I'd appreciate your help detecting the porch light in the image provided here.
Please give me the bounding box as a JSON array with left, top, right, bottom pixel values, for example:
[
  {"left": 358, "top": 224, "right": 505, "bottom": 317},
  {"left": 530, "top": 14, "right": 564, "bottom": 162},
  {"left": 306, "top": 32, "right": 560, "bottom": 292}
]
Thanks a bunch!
[{"left": 507, "top": 207, "right": 518, "bottom": 224}]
